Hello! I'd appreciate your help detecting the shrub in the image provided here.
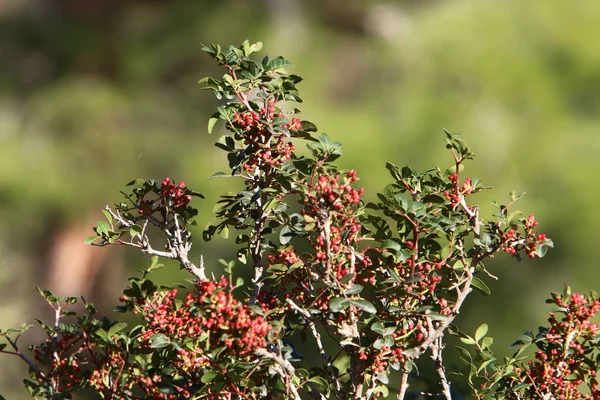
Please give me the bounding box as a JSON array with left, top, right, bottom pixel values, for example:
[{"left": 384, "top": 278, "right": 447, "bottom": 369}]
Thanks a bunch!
[{"left": 2, "top": 41, "right": 598, "bottom": 400}]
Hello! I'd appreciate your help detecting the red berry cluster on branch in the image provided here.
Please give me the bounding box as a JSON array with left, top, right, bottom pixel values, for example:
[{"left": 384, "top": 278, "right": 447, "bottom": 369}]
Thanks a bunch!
[
  {"left": 282, "top": 117, "right": 302, "bottom": 131},
  {"left": 138, "top": 278, "right": 272, "bottom": 359},
  {"left": 501, "top": 214, "right": 548, "bottom": 258},
  {"left": 30, "top": 333, "right": 85, "bottom": 394},
  {"left": 135, "top": 177, "right": 191, "bottom": 216},
  {"left": 302, "top": 172, "right": 366, "bottom": 280},
  {"left": 443, "top": 174, "right": 472, "bottom": 208},
  {"left": 159, "top": 178, "right": 192, "bottom": 210},
  {"left": 509, "top": 292, "right": 600, "bottom": 399},
  {"left": 231, "top": 110, "right": 296, "bottom": 173}
]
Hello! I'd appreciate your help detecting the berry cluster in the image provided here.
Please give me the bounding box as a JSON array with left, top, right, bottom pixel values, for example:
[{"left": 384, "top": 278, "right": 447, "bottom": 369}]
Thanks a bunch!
[
  {"left": 443, "top": 174, "right": 472, "bottom": 208},
  {"left": 231, "top": 110, "right": 296, "bottom": 173},
  {"left": 303, "top": 172, "right": 366, "bottom": 280},
  {"left": 159, "top": 178, "right": 192, "bottom": 210},
  {"left": 243, "top": 136, "right": 295, "bottom": 173},
  {"left": 137, "top": 278, "right": 273, "bottom": 359},
  {"left": 282, "top": 117, "right": 302, "bottom": 131},
  {"left": 511, "top": 292, "right": 600, "bottom": 399},
  {"left": 233, "top": 110, "right": 261, "bottom": 131},
  {"left": 30, "top": 333, "right": 85, "bottom": 394},
  {"left": 88, "top": 347, "right": 133, "bottom": 397},
  {"left": 135, "top": 177, "right": 191, "bottom": 216},
  {"left": 84, "top": 279, "right": 276, "bottom": 399},
  {"left": 262, "top": 248, "right": 339, "bottom": 321},
  {"left": 501, "top": 214, "right": 548, "bottom": 258}
]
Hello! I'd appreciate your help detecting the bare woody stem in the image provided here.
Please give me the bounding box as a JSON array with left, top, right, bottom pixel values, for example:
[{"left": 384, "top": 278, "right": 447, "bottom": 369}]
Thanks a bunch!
[
  {"left": 255, "top": 348, "right": 302, "bottom": 400},
  {"left": 248, "top": 170, "right": 269, "bottom": 305},
  {"left": 432, "top": 336, "right": 452, "bottom": 400},
  {"left": 286, "top": 299, "right": 343, "bottom": 395},
  {"left": 397, "top": 367, "right": 410, "bottom": 400},
  {"left": 104, "top": 206, "right": 207, "bottom": 281}
]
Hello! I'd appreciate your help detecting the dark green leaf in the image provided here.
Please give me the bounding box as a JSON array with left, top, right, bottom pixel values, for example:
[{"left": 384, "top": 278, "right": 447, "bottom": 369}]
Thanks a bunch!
[
  {"left": 345, "top": 284, "right": 364, "bottom": 295},
  {"left": 329, "top": 297, "right": 348, "bottom": 312},
  {"left": 108, "top": 322, "right": 128, "bottom": 337},
  {"left": 471, "top": 276, "right": 491, "bottom": 296},
  {"left": 201, "top": 371, "right": 219, "bottom": 383},
  {"left": 348, "top": 299, "right": 377, "bottom": 314}
]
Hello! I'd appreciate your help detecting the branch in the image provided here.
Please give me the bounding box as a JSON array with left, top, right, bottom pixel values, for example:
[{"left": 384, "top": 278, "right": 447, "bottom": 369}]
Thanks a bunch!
[
  {"left": 255, "top": 348, "right": 302, "bottom": 400},
  {"left": 348, "top": 247, "right": 363, "bottom": 399},
  {"left": 2, "top": 335, "right": 46, "bottom": 378},
  {"left": 105, "top": 206, "right": 207, "bottom": 281},
  {"left": 403, "top": 260, "right": 475, "bottom": 361},
  {"left": 286, "top": 299, "right": 343, "bottom": 394},
  {"left": 431, "top": 336, "right": 452, "bottom": 400},
  {"left": 397, "top": 366, "right": 410, "bottom": 400}
]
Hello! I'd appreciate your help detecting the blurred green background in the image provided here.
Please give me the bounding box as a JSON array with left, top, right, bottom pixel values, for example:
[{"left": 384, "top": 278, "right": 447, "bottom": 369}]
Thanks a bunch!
[{"left": 1, "top": 0, "right": 599, "bottom": 398}]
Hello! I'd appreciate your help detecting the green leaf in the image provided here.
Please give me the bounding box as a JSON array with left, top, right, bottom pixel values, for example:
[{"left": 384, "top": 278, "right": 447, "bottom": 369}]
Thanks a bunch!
[
  {"left": 95, "top": 220, "right": 111, "bottom": 237},
  {"left": 249, "top": 41, "right": 263, "bottom": 54},
  {"left": 108, "top": 322, "right": 128, "bottom": 337},
  {"left": 371, "top": 322, "right": 386, "bottom": 335},
  {"left": 475, "top": 323, "right": 488, "bottom": 342},
  {"left": 130, "top": 224, "right": 142, "bottom": 238},
  {"left": 102, "top": 210, "right": 113, "bottom": 223},
  {"left": 126, "top": 178, "right": 146, "bottom": 186},
  {"left": 329, "top": 297, "right": 348, "bottom": 312},
  {"left": 374, "top": 337, "right": 395, "bottom": 350},
  {"left": 208, "top": 172, "right": 233, "bottom": 180},
  {"left": 387, "top": 268, "right": 403, "bottom": 284},
  {"left": 340, "top": 273, "right": 355, "bottom": 284},
  {"left": 201, "top": 371, "right": 219, "bottom": 383},
  {"left": 471, "top": 276, "right": 491, "bottom": 296},
  {"left": 307, "top": 376, "right": 329, "bottom": 393},
  {"left": 218, "top": 225, "right": 229, "bottom": 239},
  {"left": 477, "top": 358, "right": 497, "bottom": 373},
  {"left": 375, "top": 372, "right": 389, "bottom": 385},
  {"left": 84, "top": 236, "right": 100, "bottom": 244},
  {"left": 512, "top": 383, "right": 532, "bottom": 392},
  {"left": 94, "top": 329, "right": 109, "bottom": 341},
  {"left": 207, "top": 117, "right": 219, "bottom": 135},
  {"left": 455, "top": 346, "right": 472, "bottom": 363},
  {"left": 345, "top": 284, "right": 364, "bottom": 295},
  {"left": 266, "top": 56, "right": 292, "bottom": 72},
  {"left": 481, "top": 336, "right": 494, "bottom": 350},
  {"left": 348, "top": 299, "right": 377, "bottom": 314},
  {"left": 373, "top": 385, "right": 389, "bottom": 398},
  {"left": 279, "top": 225, "right": 292, "bottom": 245},
  {"left": 381, "top": 239, "right": 402, "bottom": 252},
  {"left": 460, "top": 336, "right": 476, "bottom": 345},
  {"left": 237, "top": 248, "right": 247, "bottom": 264},
  {"left": 300, "top": 121, "right": 318, "bottom": 132},
  {"left": 149, "top": 333, "right": 170, "bottom": 349}
]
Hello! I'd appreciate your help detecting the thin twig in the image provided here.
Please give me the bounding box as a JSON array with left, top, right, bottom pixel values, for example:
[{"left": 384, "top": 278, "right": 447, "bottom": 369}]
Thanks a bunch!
[
  {"left": 3, "top": 335, "right": 46, "bottom": 378},
  {"left": 255, "top": 348, "right": 302, "bottom": 400},
  {"left": 431, "top": 336, "right": 452, "bottom": 400},
  {"left": 286, "top": 299, "right": 342, "bottom": 394}
]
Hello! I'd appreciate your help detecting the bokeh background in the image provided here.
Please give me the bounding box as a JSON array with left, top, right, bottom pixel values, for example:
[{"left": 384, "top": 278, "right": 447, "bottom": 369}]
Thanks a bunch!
[{"left": 1, "top": 0, "right": 600, "bottom": 398}]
